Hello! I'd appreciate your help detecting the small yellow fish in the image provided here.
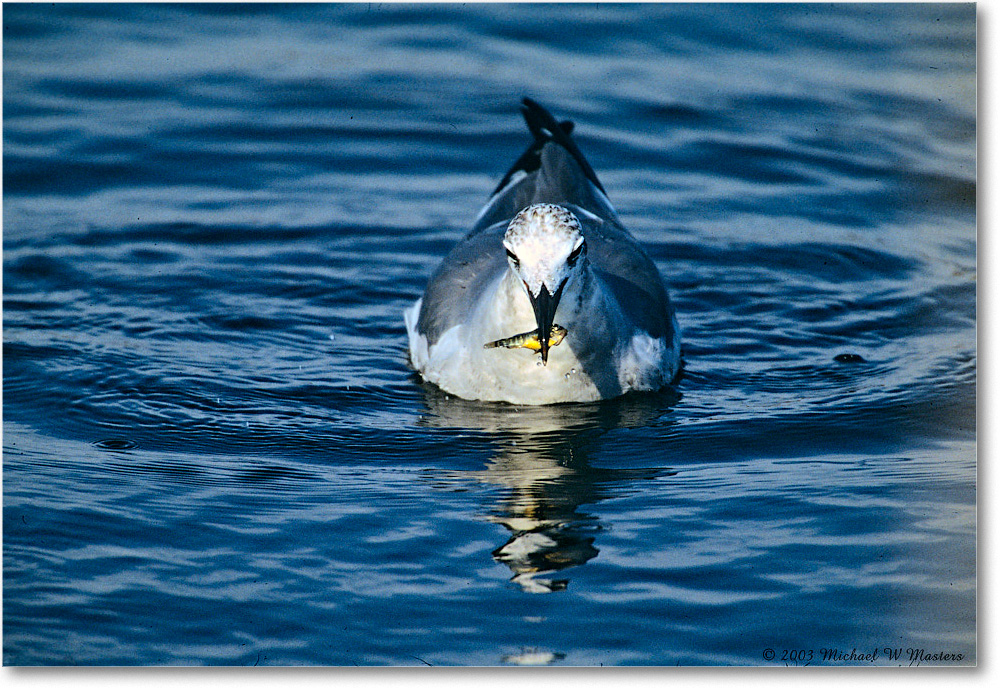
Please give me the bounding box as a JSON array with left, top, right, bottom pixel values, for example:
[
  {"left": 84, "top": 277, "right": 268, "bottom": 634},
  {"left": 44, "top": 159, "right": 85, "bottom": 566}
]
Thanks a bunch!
[{"left": 484, "top": 325, "right": 568, "bottom": 352}]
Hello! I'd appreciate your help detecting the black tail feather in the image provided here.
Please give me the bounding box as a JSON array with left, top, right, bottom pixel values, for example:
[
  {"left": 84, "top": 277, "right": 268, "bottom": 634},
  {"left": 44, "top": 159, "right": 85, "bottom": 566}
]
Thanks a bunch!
[{"left": 492, "top": 98, "right": 606, "bottom": 196}]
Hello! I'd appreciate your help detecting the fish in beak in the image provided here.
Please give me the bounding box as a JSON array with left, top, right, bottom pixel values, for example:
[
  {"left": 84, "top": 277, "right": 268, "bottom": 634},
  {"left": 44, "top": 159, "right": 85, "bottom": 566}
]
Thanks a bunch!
[{"left": 526, "top": 282, "right": 565, "bottom": 364}]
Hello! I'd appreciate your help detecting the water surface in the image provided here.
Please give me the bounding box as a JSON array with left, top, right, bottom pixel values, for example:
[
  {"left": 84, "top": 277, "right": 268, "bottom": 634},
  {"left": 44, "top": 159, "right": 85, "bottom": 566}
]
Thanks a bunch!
[{"left": 3, "top": 3, "right": 976, "bottom": 665}]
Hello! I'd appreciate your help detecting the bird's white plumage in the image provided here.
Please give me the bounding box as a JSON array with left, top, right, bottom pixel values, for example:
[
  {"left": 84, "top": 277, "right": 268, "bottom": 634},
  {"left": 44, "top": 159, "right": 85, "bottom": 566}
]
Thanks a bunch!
[{"left": 405, "top": 102, "right": 680, "bottom": 404}]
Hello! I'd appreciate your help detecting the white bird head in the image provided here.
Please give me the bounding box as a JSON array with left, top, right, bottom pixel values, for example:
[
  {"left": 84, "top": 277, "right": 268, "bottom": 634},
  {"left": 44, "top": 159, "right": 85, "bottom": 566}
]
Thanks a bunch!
[{"left": 502, "top": 204, "right": 588, "bottom": 363}]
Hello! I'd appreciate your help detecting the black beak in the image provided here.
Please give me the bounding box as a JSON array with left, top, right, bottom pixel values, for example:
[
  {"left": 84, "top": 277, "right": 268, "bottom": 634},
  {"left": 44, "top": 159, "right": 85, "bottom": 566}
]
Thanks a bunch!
[{"left": 526, "top": 281, "right": 565, "bottom": 365}]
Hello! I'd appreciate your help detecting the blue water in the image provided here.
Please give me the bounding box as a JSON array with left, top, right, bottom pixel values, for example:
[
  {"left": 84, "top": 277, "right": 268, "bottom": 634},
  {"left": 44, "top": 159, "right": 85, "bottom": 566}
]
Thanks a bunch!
[{"left": 3, "top": 3, "right": 976, "bottom": 666}]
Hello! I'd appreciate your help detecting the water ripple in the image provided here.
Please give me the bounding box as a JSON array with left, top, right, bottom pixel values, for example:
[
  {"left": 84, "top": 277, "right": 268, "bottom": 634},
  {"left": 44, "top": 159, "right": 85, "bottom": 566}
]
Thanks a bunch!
[{"left": 2, "top": 2, "right": 975, "bottom": 666}]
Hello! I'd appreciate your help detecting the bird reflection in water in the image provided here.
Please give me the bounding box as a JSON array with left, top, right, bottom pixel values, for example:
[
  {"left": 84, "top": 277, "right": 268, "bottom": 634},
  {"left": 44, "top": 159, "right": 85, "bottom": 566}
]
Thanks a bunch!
[
  {"left": 484, "top": 444, "right": 602, "bottom": 594},
  {"left": 417, "top": 385, "right": 678, "bottom": 593}
]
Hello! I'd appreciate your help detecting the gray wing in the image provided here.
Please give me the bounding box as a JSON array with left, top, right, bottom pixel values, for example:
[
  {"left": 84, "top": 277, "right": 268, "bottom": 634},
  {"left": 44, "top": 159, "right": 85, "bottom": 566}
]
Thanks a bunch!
[
  {"left": 571, "top": 206, "right": 674, "bottom": 340},
  {"left": 471, "top": 144, "right": 621, "bottom": 235},
  {"left": 417, "top": 101, "right": 674, "bottom": 344},
  {"left": 416, "top": 220, "right": 508, "bottom": 345}
]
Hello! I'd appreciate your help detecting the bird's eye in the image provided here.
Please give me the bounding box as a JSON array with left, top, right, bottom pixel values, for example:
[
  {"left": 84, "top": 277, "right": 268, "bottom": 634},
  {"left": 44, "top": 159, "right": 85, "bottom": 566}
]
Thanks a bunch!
[
  {"left": 505, "top": 248, "right": 519, "bottom": 266},
  {"left": 567, "top": 241, "right": 586, "bottom": 266}
]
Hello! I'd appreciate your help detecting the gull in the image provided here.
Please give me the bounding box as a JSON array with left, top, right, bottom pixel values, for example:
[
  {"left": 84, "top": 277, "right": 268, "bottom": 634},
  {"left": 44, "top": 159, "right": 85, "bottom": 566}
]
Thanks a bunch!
[{"left": 405, "top": 98, "right": 681, "bottom": 404}]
